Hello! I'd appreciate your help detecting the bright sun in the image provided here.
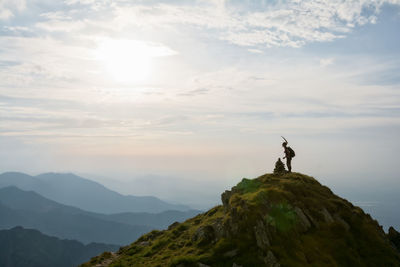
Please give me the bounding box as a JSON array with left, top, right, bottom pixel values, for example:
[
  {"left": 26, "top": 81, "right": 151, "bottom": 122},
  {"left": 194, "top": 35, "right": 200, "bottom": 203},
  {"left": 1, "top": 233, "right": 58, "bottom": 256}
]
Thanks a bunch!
[{"left": 95, "top": 39, "right": 174, "bottom": 83}]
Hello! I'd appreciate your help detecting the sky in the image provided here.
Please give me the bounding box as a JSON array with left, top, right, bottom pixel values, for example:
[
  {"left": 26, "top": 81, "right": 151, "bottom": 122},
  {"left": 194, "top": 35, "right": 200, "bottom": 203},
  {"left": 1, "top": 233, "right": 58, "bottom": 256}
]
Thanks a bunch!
[{"left": 1, "top": 0, "right": 400, "bottom": 209}]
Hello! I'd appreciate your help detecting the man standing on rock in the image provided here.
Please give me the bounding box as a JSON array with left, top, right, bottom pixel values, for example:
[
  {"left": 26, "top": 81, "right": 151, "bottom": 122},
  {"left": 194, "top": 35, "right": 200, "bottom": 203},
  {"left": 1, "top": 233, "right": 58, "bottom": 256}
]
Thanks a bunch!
[{"left": 282, "top": 136, "right": 295, "bottom": 172}]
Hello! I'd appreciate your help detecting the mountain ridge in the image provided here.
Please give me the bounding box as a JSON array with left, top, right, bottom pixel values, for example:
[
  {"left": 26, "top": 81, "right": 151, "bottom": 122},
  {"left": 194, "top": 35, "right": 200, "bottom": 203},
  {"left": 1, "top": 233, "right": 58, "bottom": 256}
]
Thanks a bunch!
[
  {"left": 0, "top": 172, "right": 190, "bottom": 213},
  {"left": 0, "top": 226, "right": 119, "bottom": 267},
  {"left": 0, "top": 186, "right": 200, "bottom": 245},
  {"left": 81, "top": 172, "right": 400, "bottom": 267}
]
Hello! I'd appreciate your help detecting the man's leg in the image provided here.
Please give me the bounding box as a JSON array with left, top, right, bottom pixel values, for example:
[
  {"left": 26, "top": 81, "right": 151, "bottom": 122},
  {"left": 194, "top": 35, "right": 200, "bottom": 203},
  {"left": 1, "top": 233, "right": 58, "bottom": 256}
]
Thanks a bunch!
[{"left": 287, "top": 158, "right": 292, "bottom": 172}]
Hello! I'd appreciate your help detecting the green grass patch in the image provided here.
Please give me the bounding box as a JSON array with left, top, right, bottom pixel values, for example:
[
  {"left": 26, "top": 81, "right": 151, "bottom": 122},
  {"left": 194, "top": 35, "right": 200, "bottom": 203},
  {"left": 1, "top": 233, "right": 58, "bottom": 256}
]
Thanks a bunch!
[
  {"left": 235, "top": 178, "right": 262, "bottom": 193},
  {"left": 266, "top": 203, "right": 297, "bottom": 232},
  {"left": 169, "top": 255, "right": 199, "bottom": 267}
]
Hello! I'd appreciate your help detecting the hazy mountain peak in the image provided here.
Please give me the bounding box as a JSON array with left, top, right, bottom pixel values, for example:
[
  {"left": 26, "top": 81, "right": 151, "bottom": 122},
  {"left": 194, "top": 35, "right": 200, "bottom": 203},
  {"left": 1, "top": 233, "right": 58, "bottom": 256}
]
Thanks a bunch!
[
  {"left": 37, "top": 172, "right": 101, "bottom": 184},
  {"left": 0, "top": 171, "right": 191, "bottom": 213},
  {"left": 37, "top": 172, "right": 81, "bottom": 179},
  {"left": 0, "top": 172, "right": 39, "bottom": 184},
  {"left": 0, "top": 171, "right": 33, "bottom": 177}
]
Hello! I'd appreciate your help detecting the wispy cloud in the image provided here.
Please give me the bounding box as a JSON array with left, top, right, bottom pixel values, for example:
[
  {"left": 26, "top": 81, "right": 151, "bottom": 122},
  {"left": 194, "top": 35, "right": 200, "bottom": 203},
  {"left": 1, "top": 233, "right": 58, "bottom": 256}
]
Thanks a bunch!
[
  {"left": 4, "top": 0, "right": 396, "bottom": 47},
  {"left": 93, "top": 0, "right": 400, "bottom": 48},
  {"left": 178, "top": 88, "right": 209, "bottom": 97},
  {"left": 320, "top": 57, "right": 335, "bottom": 67},
  {"left": 0, "top": 0, "right": 26, "bottom": 20}
]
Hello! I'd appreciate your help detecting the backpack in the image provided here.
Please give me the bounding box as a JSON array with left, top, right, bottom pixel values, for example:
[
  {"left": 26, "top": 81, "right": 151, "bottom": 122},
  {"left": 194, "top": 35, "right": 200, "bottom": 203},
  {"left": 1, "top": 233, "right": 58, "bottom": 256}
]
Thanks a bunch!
[{"left": 288, "top": 147, "right": 295, "bottom": 158}]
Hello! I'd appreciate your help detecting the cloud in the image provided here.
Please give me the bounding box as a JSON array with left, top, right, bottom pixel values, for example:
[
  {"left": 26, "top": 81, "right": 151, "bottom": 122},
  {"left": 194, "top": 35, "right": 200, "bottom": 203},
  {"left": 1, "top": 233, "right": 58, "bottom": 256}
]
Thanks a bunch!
[
  {"left": 178, "top": 88, "right": 209, "bottom": 97},
  {"left": 0, "top": 2, "right": 398, "bottom": 144},
  {"left": 320, "top": 58, "right": 335, "bottom": 67},
  {"left": 247, "top": 48, "right": 264, "bottom": 54},
  {"left": 0, "top": 8, "right": 13, "bottom": 20},
  {"left": 11, "top": 0, "right": 396, "bottom": 49},
  {"left": 64, "top": 0, "right": 97, "bottom": 5},
  {"left": 0, "top": 0, "right": 26, "bottom": 20},
  {"left": 2, "top": 25, "right": 31, "bottom": 32},
  {"left": 100, "top": 0, "right": 400, "bottom": 48}
]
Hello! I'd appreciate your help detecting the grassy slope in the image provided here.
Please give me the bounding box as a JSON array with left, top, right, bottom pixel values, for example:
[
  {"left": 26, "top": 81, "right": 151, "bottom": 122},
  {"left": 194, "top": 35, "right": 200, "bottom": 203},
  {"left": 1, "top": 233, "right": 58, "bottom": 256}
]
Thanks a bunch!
[{"left": 81, "top": 172, "right": 400, "bottom": 267}]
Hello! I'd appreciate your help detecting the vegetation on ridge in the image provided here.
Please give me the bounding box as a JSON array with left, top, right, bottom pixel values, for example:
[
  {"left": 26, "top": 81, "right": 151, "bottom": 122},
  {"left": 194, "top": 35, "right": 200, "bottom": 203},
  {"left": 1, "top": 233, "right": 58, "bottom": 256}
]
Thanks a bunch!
[{"left": 81, "top": 172, "right": 400, "bottom": 267}]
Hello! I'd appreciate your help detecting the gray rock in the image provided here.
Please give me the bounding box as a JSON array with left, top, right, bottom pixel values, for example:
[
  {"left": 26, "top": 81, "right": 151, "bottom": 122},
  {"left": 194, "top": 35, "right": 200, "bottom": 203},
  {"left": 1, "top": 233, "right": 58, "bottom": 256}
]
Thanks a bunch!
[
  {"left": 320, "top": 208, "right": 334, "bottom": 223},
  {"left": 192, "top": 225, "right": 215, "bottom": 245},
  {"left": 264, "top": 250, "right": 280, "bottom": 267},
  {"left": 223, "top": 249, "right": 238, "bottom": 258},
  {"left": 303, "top": 209, "right": 320, "bottom": 229},
  {"left": 138, "top": 241, "right": 150, "bottom": 246},
  {"left": 232, "top": 263, "right": 243, "bottom": 267},
  {"left": 334, "top": 214, "right": 350, "bottom": 231},
  {"left": 221, "top": 190, "right": 232, "bottom": 210},
  {"left": 212, "top": 218, "right": 225, "bottom": 239},
  {"left": 388, "top": 226, "right": 400, "bottom": 252},
  {"left": 198, "top": 263, "right": 211, "bottom": 267},
  {"left": 226, "top": 208, "right": 240, "bottom": 235},
  {"left": 294, "top": 207, "right": 311, "bottom": 232},
  {"left": 254, "top": 219, "right": 270, "bottom": 249}
]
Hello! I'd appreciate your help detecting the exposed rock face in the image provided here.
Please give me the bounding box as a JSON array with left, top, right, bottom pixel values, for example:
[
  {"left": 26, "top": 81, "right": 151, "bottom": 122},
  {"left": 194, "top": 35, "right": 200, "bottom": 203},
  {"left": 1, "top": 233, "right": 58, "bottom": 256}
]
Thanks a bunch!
[
  {"left": 294, "top": 206, "right": 311, "bottom": 232},
  {"left": 264, "top": 250, "right": 280, "bottom": 267},
  {"left": 223, "top": 249, "right": 238, "bottom": 258},
  {"left": 334, "top": 213, "right": 350, "bottom": 231},
  {"left": 389, "top": 226, "right": 400, "bottom": 252},
  {"left": 254, "top": 219, "right": 271, "bottom": 249},
  {"left": 221, "top": 190, "right": 232, "bottom": 211},
  {"left": 81, "top": 172, "right": 400, "bottom": 267},
  {"left": 192, "top": 225, "right": 216, "bottom": 245}
]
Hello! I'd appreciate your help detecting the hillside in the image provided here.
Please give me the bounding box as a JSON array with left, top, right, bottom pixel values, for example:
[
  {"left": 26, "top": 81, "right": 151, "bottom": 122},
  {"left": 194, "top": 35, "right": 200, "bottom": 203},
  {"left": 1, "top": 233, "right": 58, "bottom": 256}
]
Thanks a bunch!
[
  {"left": 0, "top": 226, "right": 119, "bottom": 267},
  {"left": 0, "top": 172, "right": 190, "bottom": 213},
  {"left": 81, "top": 172, "right": 400, "bottom": 267}
]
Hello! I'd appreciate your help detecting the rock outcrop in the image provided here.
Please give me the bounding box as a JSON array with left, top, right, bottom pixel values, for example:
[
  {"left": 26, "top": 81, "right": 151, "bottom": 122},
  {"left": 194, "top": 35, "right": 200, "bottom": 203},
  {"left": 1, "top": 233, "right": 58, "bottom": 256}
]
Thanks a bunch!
[
  {"left": 389, "top": 226, "right": 400, "bottom": 252},
  {"left": 81, "top": 172, "right": 400, "bottom": 267}
]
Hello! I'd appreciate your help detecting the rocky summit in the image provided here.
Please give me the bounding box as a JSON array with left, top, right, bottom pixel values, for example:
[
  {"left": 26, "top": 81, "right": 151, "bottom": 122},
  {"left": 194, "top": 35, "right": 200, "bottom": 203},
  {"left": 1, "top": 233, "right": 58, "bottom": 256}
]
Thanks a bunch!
[{"left": 81, "top": 172, "right": 400, "bottom": 267}]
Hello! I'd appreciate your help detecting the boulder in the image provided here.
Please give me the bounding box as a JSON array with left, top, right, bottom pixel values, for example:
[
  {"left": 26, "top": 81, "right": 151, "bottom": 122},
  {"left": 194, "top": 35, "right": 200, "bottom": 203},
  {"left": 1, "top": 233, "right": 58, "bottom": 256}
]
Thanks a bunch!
[
  {"left": 221, "top": 190, "right": 232, "bottom": 210},
  {"left": 192, "top": 225, "right": 215, "bottom": 245}
]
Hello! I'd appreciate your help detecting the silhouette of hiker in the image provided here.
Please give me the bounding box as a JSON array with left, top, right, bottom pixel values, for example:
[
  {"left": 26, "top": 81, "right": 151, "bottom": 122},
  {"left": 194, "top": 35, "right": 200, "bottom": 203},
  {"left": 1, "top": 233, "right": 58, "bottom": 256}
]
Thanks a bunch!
[{"left": 282, "top": 136, "right": 295, "bottom": 172}]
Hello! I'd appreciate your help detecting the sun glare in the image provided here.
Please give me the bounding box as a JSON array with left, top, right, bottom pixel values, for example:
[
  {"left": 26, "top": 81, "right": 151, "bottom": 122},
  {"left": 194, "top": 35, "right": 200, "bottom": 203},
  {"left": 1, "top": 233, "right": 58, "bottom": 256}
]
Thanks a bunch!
[{"left": 95, "top": 39, "right": 175, "bottom": 83}]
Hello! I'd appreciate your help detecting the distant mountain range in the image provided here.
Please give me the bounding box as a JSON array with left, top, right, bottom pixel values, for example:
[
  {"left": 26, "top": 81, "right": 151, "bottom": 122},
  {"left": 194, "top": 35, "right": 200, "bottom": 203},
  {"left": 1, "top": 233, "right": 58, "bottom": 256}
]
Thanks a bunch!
[
  {"left": 0, "top": 186, "right": 152, "bottom": 245},
  {"left": 0, "top": 186, "right": 200, "bottom": 245},
  {"left": 0, "top": 226, "right": 119, "bottom": 267},
  {"left": 0, "top": 172, "right": 190, "bottom": 213},
  {"left": 0, "top": 171, "right": 202, "bottom": 267}
]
